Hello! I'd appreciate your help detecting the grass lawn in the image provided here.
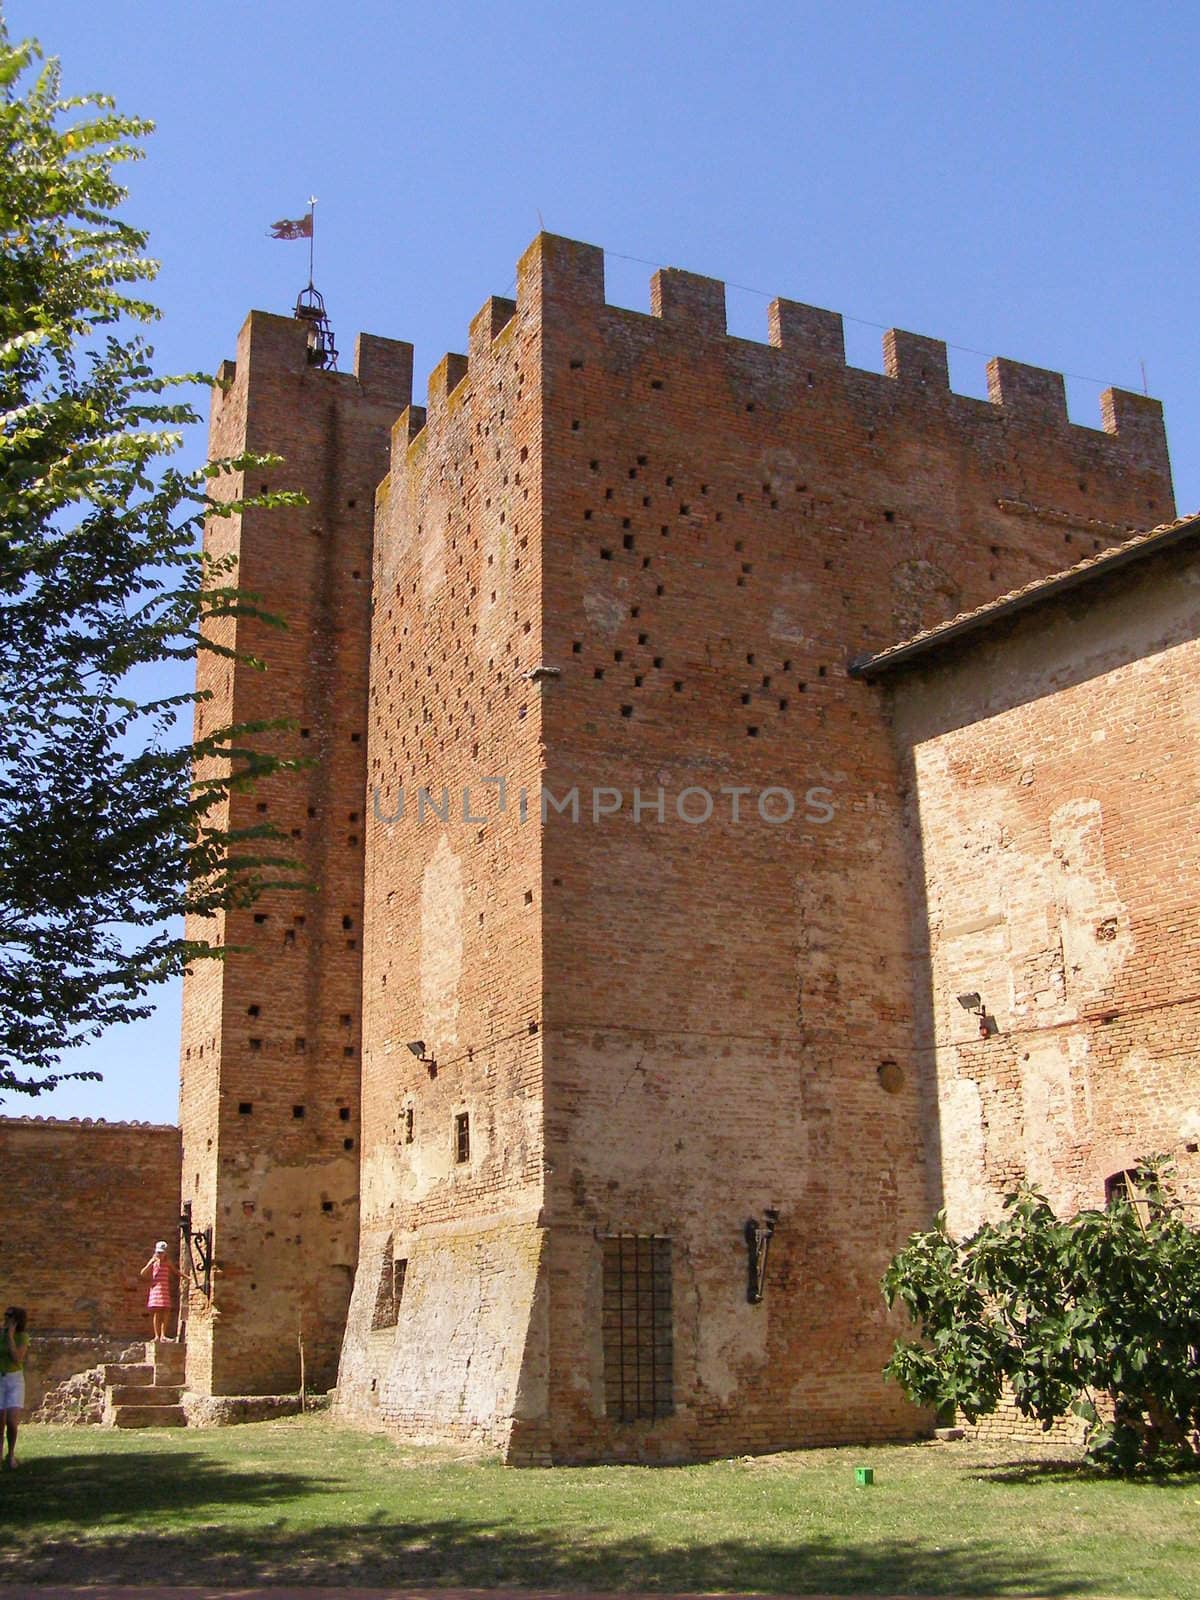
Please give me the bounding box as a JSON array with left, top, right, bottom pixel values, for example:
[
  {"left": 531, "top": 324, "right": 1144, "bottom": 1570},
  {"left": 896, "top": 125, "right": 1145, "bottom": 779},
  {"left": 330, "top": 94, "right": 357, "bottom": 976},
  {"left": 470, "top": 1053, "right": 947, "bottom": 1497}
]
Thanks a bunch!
[{"left": 0, "top": 1419, "right": 1197, "bottom": 1596}]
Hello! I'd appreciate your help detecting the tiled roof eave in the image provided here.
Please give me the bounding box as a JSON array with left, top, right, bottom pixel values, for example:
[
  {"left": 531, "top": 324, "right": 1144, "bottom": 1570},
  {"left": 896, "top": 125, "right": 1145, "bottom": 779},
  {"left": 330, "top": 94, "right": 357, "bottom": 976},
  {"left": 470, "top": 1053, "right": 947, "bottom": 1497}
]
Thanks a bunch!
[{"left": 849, "top": 512, "right": 1200, "bottom": 680}]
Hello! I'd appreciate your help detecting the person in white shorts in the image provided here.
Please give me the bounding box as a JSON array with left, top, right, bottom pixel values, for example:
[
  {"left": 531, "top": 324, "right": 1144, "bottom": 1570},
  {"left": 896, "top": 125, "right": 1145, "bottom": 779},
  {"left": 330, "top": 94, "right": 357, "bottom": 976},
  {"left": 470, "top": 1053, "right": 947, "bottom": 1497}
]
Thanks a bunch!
[{"left": 0, "top": 1307, "right": 28, "bottom": 1468}]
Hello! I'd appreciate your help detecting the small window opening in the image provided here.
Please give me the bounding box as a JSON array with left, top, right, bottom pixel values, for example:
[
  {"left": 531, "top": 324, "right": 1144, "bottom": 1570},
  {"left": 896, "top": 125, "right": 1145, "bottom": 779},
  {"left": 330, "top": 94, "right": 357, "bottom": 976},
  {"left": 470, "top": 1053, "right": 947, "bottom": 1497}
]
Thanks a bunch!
[
  {"left": 455, "top": 1112, "right": 470, "bottom": 1163},
  {"left": 1105, "top": 1168, "right": 1152, "bottom": 1225},
  {"left": 371, "top": 1235, "right": 399, "bottom": 1329}
]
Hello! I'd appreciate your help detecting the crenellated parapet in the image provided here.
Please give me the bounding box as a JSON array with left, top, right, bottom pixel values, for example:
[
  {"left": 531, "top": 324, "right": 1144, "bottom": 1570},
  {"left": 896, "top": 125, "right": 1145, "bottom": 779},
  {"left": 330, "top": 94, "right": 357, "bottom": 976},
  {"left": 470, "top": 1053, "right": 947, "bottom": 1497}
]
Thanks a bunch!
[
  {"left": 487, "top": 232, "right": 1171, "bottom": 492},
  {"left": 400, "top": 230, "right": 1169, "bottom": 484},
  {"left": 215, "top": 310, "right": 413, "bottom": 407},
  {"left": 387, "top": 296, "right": 522, "bottom": 484},
  {"left": 469, "top": 294, "right": 518, "bottom": 357}
]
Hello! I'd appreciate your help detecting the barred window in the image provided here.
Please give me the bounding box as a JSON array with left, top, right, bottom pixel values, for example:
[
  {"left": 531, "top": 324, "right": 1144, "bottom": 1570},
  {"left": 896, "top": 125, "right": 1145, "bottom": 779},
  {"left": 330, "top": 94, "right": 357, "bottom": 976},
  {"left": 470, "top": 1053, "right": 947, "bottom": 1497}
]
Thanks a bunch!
[{"left": 602, "top": 1234, "right": 673, "bottom": 1422}]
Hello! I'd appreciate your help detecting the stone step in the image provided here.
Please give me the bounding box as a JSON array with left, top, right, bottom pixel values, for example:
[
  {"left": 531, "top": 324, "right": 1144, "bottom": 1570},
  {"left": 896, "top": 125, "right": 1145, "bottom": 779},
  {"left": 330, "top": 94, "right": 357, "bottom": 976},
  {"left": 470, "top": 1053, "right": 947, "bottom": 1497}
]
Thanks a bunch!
[
  {"left": 108, "top": 1384, "right": 183, "bottom": 1407},
  {"left": 110, "top": 1403, "right": 187, "bottom": 1429},
  {"left": 151, "top": 1344, "right": 186, "bottom": 1383},
  {"left": 103, "top": 1363, "right": 152, "bottom": 1386}
]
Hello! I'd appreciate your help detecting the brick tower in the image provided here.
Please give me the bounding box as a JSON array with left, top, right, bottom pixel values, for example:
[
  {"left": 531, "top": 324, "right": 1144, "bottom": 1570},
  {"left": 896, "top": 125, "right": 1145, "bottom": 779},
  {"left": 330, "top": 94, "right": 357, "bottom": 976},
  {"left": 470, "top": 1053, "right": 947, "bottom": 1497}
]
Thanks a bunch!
[
  {"left": 332, "top": 235, "right": 1173, "bottom": 1461},
  {"left": 179, "top": 309, "right": 411, "bottom": 1396},
  {"left": 190, "top": 234, "right": 1174, "bottom": 1456}
]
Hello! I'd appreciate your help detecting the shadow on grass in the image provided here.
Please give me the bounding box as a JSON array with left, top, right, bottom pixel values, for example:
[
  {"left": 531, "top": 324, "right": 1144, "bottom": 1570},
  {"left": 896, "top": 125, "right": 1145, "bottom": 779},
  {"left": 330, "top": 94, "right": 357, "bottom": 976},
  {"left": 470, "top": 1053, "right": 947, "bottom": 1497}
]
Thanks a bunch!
[
  {"left": 0, "top": 1443, "right": 341, "bottom": 1526},
  {"left": 978, "top": 1455, "right": 1200, "bottom": 1488},
  {"left": 0, "top": 1447, "right": 1096, "bottom": 1596}
]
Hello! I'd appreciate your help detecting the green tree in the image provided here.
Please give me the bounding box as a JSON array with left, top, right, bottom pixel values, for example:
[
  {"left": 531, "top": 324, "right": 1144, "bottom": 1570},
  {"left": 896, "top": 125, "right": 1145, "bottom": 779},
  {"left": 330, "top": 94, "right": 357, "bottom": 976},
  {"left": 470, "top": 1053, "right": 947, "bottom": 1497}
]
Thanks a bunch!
[
  {"left": 882, "top": 1162, "right": 1200, "bottom": 1471},
  {"left": 0, "top": 27, "right": 294, "bottom": 1096}
]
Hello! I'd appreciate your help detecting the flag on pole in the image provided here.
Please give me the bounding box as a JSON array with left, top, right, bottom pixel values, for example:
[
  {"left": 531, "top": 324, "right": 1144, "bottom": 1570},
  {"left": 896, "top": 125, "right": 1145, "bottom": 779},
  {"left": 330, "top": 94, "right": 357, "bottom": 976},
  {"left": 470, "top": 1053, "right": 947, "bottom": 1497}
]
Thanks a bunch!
[{"left": 269, "top": 214, "right": 313, "bottom": 240}]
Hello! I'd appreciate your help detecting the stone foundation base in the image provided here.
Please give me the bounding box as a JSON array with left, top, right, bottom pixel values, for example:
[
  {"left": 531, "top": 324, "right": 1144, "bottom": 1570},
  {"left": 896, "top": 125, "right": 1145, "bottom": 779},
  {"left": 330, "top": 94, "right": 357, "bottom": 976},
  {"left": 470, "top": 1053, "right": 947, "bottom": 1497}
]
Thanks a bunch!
[{"left": 181, "top": 1391, "right": 330, "bottom": 1426}]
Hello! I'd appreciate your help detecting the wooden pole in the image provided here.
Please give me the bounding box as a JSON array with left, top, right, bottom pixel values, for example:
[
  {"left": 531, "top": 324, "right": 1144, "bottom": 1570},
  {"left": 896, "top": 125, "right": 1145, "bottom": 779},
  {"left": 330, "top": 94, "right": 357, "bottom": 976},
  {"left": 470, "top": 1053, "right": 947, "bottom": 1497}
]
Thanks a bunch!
[{"left": 298, "top": 1313, "right": 306, "bottom": 1413}]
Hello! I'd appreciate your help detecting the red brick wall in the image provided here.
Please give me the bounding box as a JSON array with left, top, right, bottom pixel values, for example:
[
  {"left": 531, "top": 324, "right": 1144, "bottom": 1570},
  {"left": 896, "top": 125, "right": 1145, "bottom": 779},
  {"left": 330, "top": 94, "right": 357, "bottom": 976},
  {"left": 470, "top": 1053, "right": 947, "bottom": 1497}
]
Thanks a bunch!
[
  {"left": 0, "top": 1118, "right": 180, "bottom": 1337},
  {"left": 337, "top": 233, "right": 1174, "bottom": 1462},
  {"left": 337, "top": 289, "right": 548, "bottom": 1451},
  {"left": 529, "top": 235, "right": 1173, "bottom": 1461},
  {"left": 884, "top": 538, "right": 1200, "bottom": 1234},
  {"left": 180, "top": 314, "right": 411, "bottom": 1395}
]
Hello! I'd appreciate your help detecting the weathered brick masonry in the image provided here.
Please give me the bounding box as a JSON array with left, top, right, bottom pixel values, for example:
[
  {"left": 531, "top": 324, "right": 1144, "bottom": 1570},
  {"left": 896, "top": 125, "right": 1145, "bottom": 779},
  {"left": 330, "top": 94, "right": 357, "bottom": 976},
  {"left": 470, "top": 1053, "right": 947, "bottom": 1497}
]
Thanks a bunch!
[
  {"left": 0, "top": 1116, "right": 179, "bottom": 1335},
  {"left": 178, "top": 231, "right": 1182, "bottom": 1459},
  {"left": 334, "top": 284, "right": 547, "bottom": 1456},
  {"left": 859, "top": 523, "right": 1200, "bottom": 1233},
  {"left": 524, "top": 236, "right": 1172, "bottom": 1460},
  {"left": 179, "top": 312, "right": 412, "bottom": 1396}
]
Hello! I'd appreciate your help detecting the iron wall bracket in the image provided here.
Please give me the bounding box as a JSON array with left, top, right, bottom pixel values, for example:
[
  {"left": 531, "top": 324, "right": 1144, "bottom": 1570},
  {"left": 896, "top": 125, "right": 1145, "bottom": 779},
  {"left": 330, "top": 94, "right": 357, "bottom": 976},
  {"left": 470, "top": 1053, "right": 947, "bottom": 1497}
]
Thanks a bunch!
[
  {"left": 744, "top": 1208, "right": 779, "bottom": 1304},
  {"left": 179, "top": 1201, "right": 214, "bottom": 1299}
]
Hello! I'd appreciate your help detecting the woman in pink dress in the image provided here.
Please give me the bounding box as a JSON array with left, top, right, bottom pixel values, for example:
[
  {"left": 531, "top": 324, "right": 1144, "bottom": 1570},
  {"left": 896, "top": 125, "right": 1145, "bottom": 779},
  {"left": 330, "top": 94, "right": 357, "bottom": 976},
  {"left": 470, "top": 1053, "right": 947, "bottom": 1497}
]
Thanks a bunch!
[{"left": 139, "top": 1241, "right": 183, "bottom": 1341}]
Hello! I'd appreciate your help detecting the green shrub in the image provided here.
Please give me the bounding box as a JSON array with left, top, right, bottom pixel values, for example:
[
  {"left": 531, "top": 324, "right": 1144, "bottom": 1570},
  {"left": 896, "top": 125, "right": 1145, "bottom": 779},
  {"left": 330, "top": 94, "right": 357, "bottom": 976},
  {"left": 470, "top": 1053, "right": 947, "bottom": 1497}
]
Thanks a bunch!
[{"left": 882, "top": 1161, "right": 1200, "bottom": 1471}]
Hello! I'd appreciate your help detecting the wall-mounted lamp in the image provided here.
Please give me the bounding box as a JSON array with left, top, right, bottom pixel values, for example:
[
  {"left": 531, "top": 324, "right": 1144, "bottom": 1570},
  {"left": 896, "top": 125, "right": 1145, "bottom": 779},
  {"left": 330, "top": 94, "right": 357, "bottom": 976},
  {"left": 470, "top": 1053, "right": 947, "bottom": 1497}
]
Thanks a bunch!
[
  {"left": 406, "top": 1039, "right": 438, "bottom": 1078},
  {"left": 956, "top": 993, "right": 992, "bottom": 1038}
]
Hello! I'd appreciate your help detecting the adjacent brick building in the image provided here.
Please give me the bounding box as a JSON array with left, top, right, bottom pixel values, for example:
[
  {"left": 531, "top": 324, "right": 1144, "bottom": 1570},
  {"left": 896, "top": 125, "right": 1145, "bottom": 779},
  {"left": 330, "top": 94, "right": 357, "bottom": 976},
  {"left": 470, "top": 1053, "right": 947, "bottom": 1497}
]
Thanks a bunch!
[
  {"left": 854, "top": 518, "right": 1200, "bottom": 1232},
  {"left": 176, "top": 231, "right": 1193, "bottom": 1459}
]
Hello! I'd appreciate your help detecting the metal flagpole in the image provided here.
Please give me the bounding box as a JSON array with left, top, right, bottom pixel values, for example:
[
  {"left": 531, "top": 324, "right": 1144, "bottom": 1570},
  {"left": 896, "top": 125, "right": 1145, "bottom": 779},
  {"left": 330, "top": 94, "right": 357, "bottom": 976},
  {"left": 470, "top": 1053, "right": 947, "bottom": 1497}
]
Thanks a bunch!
[{"left": 276, "top": 195, "right": 336, "bottom": 370}]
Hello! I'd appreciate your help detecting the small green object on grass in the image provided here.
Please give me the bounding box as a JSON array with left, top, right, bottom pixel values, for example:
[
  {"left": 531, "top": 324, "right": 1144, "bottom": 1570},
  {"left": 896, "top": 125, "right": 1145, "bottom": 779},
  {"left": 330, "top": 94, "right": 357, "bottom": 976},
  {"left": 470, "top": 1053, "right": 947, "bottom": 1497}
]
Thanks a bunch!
[{"left": 854, "top": 1465, "right": 875, "bottom": 1486}]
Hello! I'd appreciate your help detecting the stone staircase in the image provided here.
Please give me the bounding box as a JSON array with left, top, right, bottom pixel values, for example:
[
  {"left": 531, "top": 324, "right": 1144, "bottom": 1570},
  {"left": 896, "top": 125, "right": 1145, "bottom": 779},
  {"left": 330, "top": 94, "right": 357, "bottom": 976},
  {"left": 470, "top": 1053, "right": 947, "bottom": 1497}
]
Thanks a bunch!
[{"left": 103, "top": 1339, "right": 187, "bottom": 1428}]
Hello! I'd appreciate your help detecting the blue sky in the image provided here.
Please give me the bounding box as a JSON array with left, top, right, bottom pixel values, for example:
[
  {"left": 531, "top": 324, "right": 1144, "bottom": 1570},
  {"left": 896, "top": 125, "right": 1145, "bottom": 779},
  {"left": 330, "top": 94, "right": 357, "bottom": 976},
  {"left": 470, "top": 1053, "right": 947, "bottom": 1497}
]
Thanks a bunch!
[{"left": 7, "top": 0, "right": 1196, "bottom": 1123}]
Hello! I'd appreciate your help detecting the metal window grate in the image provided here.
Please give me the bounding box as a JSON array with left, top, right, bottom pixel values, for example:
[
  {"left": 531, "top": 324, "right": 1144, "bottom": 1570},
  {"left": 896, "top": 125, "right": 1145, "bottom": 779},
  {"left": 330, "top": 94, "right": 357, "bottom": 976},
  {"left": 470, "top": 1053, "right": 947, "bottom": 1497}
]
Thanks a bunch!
[
  {"left": 602, "top": 1234, "right": 674, "bottom": 1422},
  {"left": 455, "top": 1112, "right": 470, "bottom": 1163}
]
